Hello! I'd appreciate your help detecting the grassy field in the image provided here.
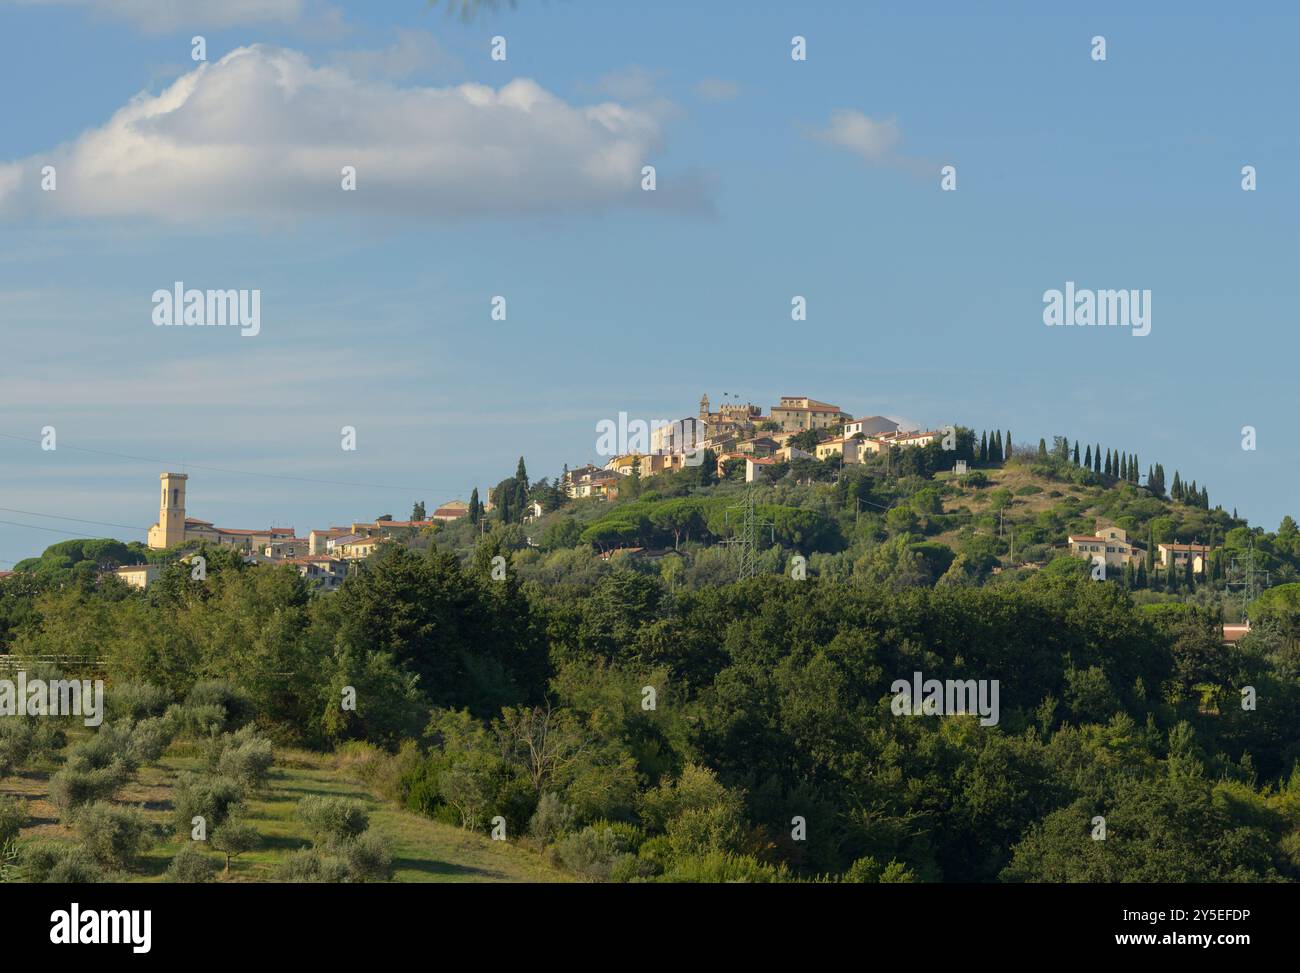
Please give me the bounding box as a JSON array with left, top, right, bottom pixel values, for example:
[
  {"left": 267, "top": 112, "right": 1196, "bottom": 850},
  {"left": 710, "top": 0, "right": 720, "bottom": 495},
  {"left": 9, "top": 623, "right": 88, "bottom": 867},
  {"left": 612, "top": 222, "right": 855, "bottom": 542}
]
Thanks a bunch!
[{"left": 3, "top": 746, "right": 568, "bottom": 883}]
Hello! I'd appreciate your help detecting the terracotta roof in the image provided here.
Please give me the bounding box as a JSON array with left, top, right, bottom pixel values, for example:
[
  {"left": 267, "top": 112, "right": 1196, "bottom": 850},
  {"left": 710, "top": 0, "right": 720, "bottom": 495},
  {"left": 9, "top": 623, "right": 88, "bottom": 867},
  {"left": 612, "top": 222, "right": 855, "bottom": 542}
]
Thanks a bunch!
[{"left": 1069, "top": 535, "right": 1105, "bottom": 543}]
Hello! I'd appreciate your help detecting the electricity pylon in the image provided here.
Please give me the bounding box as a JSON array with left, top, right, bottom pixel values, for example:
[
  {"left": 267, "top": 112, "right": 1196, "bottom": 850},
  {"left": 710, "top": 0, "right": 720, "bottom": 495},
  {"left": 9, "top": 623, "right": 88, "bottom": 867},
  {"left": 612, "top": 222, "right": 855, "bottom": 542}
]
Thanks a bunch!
[
  {"left": 1227, "top": 541, "right": 1270, "bottom": 621},
  {"left": 724, "top": 482, "right": 775, "bottom": 581}
]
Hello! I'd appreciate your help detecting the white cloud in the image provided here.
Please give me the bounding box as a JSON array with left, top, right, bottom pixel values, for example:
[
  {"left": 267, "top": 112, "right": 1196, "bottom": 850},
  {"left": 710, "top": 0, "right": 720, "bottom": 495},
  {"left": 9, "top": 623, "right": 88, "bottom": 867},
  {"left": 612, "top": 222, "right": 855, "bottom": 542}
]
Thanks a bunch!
[
  {"left": 812, "top": 110, "right": 902, "bottom": 164},
  {"left": 695, "top": 78, "right": 740, "bottom": 102},
  {"left": 0, "top": 45, "right": 682, "bottom": 224},
  {"left": 7, "top": 0, "right": 306, "bottom": 31}
]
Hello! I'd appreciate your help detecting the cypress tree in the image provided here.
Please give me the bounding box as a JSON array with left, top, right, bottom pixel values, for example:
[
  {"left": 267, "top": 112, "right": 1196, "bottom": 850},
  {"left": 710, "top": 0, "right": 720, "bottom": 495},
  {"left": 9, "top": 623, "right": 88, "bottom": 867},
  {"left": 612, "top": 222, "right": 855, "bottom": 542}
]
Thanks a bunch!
[
  {"left": 993, "top": 430, "right": 1003, "bottom": 462},
  {"left": 1136, "top": 560, "right": 1147, "bottom": 589},
  {"left": 1073, "top": 440, "right": 1080, "bottom": 465},
  {"left": 1094, "top": 445, "right": 1102, "bottom": 474},
  {"left": 469, "top": 487, "right": 481, "bottom": 525},
  {"left": 1120, "top": 453, "right": 1127, "bottom": 480},
  {"left": 1185, "top": 555, "right": 1194, "bottom": 590},
  {"left": 1005, "top": 431, "right": 1012, "bottom": 459},
  {"left": 1038, "top": 438, "right": 1048, "bottom": 459},
  {"left": 1084, "top": 444, "right": 1092, "bottom": 469},
  {"left": 1104, "top": 450, "right": 1112, "bottom": 478},
  {"left": 979, "top": 430, "right": 988, "bottom": 463}
]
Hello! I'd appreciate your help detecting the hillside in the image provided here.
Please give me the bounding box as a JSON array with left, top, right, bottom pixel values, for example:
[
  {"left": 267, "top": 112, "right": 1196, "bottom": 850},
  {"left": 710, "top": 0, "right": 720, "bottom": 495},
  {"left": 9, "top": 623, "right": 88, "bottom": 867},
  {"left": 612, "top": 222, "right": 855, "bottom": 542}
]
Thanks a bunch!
[
  {"left": 426, "top": 433, "right": 1292, "bottom": 623},
  {"left": 3, "top": 739, "right": 567, "bottom": 884}
]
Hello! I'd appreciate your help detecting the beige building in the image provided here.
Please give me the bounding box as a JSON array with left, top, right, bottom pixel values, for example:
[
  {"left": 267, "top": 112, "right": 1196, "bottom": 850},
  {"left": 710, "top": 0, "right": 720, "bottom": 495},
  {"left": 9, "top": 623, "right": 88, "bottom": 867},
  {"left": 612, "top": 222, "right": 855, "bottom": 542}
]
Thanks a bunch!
[
  {"left": 696, "top": 394, "right": 763, "bottom": 440},
  {"left": 263, "top": 538, "right": 309, "bottom": 559},
  {"left": 1068, "top": 524, "right": 1143, "bottom": 569},
  {"left": 282, "top": 555, "right": 349, "bottom": 591},
  {"left": 875, "top": 429, "right": 942, "bottom": 449},
  {"left": 114, "top": 563, "right": 162, "bottom": 590},
  {"left": 815, "top": 437, "right": 872, "bottom": 464},
  {"left": 1158, "top": 542, "right": 1212, "bottom": 575},
  {"left": 769, "top": 396, "right": 850, "bottom": 433},
  {"left": 146, "top": 473, "right": 294, "bottom": 551}
]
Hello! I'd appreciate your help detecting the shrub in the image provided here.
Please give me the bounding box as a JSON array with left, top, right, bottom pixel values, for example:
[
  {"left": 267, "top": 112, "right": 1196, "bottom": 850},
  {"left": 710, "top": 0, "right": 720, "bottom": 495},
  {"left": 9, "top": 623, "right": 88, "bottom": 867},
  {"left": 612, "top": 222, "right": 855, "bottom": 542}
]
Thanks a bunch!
[
  {"left": 342, "top": 831, "right": 393, "bottom": 882},
  {"left": 128, "top": 717, "right": 174, "bottom": 765},
  {"left": 213, "top": 730, "right": 274, "bottom": 791},
  {"left": 276, "top": 848, "right": 351, "bottom": 883},
  {"left": 49, "top": 765, "right": 127, "bottom": 817},
  {"left": 0, "top": 796, "right": 26, "bottom": 844},
  {"left": 340, "top": 739, "right": 423, "bottom": 805},
  {"left": 65, "top": 722, "right": 140, "bottom": 776},
  {"left": 184, "top": 681, "right": 254, "bottom": 732},
  {"left": 166, "top": 703, "right": 227, "bottom": 739},
  {"left": 610, "top": 853, "right": 657, "bottom": 883},
  {"left": 19, "top": 840, "right": 104, "bottom": 883},
  {"left": 661, "top": 851, "right": 790, "bottom": 883},
  {"left": 296, "top": 796, "right": 369, "bottom": 846},
  {"left": 842, "top": 855, "right": 916, "bottom": 882},
  {"left": 529, "top": 792, "right": 575, "bottom": 845},
  {"left": 551, "top": 824, "right": 636, "bottom": 882},
  {"left": 73, "top": 801, "right": 152, "bottom": 869},
  {"left": 171, "top": 773, "right": 245, "bottom": 836},
  {"left": 0, "top": 720, "right": 34, "bottom": 776},
  {"left": 106, "top": 683, "right": 170, "bottom": 722},
  {"left": 165, "top": 843, "right": 218, "bottom": 883}
]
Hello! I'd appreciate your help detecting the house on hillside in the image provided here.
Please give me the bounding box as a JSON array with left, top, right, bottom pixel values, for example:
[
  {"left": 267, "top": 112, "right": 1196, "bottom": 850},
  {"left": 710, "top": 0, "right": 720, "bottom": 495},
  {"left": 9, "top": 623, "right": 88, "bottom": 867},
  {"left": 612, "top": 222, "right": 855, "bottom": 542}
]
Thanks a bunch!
[
  {"left": 746, "top": 456, "right": 778, "bottom": 482},
  {"left": 1068, "top": 524, "right": 1143, "bottom": 569},
  {"left": 114, "top": 563, "right": 162, "bottom": 590},
  {"left": 1158, "top": 542, "right": 1213, "bottom": 575},
  {"left": 844, "top": 416, "right": 900, "bottom": 437},
  {"left": 815, "top": 437, "right": 874, "bottom": 464}
]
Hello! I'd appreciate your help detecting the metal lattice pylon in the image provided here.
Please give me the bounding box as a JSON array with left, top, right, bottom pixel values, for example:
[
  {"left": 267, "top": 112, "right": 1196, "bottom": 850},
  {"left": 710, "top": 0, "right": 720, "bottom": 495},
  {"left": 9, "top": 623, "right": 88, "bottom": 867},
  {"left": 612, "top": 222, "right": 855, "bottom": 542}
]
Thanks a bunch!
[
  {"left": 724, "top": 483, "right": 774, "bottom": 581},
  {"left": 1227, "top": 540, "right": 1270, "bottom": 621}
]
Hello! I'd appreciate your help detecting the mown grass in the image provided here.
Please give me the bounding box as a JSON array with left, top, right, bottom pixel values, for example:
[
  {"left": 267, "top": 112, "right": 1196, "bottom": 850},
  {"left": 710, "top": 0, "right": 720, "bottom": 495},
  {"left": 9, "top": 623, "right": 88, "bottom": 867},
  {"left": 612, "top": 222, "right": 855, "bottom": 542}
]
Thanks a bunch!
[{"left": 4, "top": 745, "right": 567, "bottom": 884}]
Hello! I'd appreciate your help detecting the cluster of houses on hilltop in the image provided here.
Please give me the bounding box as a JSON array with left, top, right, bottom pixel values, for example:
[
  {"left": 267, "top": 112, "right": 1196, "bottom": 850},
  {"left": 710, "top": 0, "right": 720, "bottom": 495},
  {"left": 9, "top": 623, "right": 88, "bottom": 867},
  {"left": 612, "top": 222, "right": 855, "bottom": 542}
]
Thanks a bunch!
[
  {"left": 115, "top": 472, "right": 471, "bottom": 592},
  {"left": 1068, "top": 523, "right": 1214, "bottom": 575},
  {"left": 563, "top": 394, "right": 944, "bottom": 497}
]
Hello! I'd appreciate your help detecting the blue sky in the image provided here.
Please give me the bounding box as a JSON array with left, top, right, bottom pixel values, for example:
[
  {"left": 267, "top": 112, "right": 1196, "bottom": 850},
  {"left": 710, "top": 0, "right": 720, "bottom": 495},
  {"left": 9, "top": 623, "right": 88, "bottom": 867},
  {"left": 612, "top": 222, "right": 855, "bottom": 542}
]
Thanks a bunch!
[{"left": 1, "top": 0, "right": 1297, "bottom": 563}]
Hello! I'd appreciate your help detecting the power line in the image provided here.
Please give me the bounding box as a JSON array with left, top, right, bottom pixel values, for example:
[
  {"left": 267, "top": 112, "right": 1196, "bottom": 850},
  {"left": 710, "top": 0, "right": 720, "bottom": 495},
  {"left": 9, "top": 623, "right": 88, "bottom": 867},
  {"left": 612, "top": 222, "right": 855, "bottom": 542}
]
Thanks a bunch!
[
  {"left": 0, "top": 431, "right": 460, "bottom": 495},
  {"left": 0, "top": 518, "right": 125, "bottom": 538},
  {"left": 0, "top": 507, "right": 148, "bottom": 532}
]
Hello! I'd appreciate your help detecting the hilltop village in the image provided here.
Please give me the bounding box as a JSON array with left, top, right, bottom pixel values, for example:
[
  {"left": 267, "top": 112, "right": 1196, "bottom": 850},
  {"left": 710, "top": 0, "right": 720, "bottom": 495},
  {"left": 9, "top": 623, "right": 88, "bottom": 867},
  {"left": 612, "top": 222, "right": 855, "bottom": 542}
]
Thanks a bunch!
[{"left": 75, "top": 392, "right": 1244, "bottom": 611}]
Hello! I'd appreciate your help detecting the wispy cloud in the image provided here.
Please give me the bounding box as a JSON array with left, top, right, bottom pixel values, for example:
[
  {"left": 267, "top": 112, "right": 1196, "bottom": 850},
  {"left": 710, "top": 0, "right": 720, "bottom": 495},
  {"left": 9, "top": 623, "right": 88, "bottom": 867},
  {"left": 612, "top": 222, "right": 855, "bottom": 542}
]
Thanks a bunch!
[
  {"left": 0, "top": 45, "right": 701, "bottom": 225},
  {"left": 812, "top": 110, "right": 902, "bottom": 164},
  {"left": 6, "top": 0, "right": 308, "bottom": 32},
  {"left": 329, "top": 28, "right": 460, "bottom": 81},
  {"left": 695, "top": 78, "right": 740, "bottom": 102}
]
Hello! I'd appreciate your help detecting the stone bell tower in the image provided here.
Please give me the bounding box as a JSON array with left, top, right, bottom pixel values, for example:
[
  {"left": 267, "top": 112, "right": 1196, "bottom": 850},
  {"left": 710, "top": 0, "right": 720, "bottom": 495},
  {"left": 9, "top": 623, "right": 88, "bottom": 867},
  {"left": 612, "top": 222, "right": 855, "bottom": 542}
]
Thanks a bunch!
[{"left": 148, "top": 472, "right": 188, "bottom": 549}]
